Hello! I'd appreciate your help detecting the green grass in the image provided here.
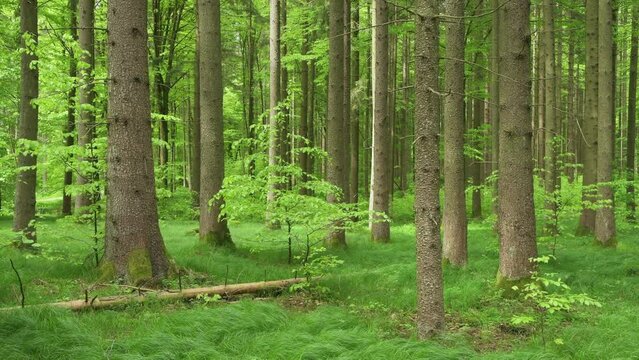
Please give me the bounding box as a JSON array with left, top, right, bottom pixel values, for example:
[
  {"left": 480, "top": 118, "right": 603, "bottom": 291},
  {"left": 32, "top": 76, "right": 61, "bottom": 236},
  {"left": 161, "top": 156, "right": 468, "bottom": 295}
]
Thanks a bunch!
[{"left": 1, "top": 212, "right": 639, "bottom": 359}]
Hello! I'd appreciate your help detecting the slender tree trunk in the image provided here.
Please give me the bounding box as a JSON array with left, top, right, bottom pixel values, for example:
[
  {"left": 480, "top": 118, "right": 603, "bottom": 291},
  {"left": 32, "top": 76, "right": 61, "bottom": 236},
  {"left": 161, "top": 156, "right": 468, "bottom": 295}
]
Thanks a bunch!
[
  {"left": 75, "top": 0, "right": 96, "bottom": 211},
  {"left": 627, "top": 7, "right": 638, "bottom": 221},
  {"left": 369, "top": 0, "right": 391, "bottom": 243},
  {"left": 267, "top": 0, "right": 281, "bottom": 227},
  {"left": 399, "top": 35, "right": 410, "bottom": 192},
  {"left": 442, "top": 0, "right": 467, "bottom": 266},
  {"left": 350, "top": 0, "right": 360, "bottom": 202},
  {"left": 326, "top": 0, "right": 347, "bottom": 247},
  {"left": 197, "top": 0, "right": 233, "bottom": 247},
  {"left": 496, "top": 0, "right": 538, "bottom": 286},
  {"left": 566, "top": 11, "right": 577, "bottom": 183},
  {"left": 543, "top": 0, "right": 558, "bottom": 235},
  {"left": 490, "top": 0, "right": 500, "bottom": 204},
  {"left": 595, "top": 0, "right": 616, "bottom": 246},
  {"left": 191, "top": 1, "right": 201, "bottom": 206},
  {"left": 13, "top": 0, "right": 39, "bottom": 241},
  {"left": 280, "top": 0, "right": 289, "bottom": 171},
  {"left": 299, "top": 33, "right": 310, "bottom": 194},
  {"left": 62, "top": 0, "right": 78, "bottom": 216},
  {"left": 343, "top": 0, "right": 352, "bottom": 201},
  {"left": 415, "top": 0, "right": 445, "bottom": 339},
  {"left": 103, "top": 0, "right": 170, "bottom": 284},
  {"left": 471, "top": 54, "right": 484, "bottom": 220},
  {"left": 577, "top": 0, "right": 599, "bottom": 235}
]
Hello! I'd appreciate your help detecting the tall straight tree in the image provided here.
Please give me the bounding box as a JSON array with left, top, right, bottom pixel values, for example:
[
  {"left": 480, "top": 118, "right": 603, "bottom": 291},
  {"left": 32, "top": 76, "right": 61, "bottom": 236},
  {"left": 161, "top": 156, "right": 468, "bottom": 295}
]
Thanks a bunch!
[
  {"left": 326, "top": 0, "right": 347, "bottom": 247},
  {"left": 369, "top": 0, "right": 391, "bottom": 243},
  {"left": 14, "top": 0, "right": 39, "bottom": 241},
  {"left": 577, "top": 0, "right": 599, "bottom": 235},
  {"left": 266, "top": 0, "right": 281, "bottom": 227},
  {"left": 349, "top": 0, "right": 360, "bottom": 202},
  {"left": 103, "top": 0, "right": 170, "bottom": 283},
  {"left": 75, "top": 0, "right": 96, "bottom": 211},
  {"left": 595, "top": 0, "right": 616, "bottom": 246},
  {"left": 415, "top": 0, "right": 445, "bottom": 338},
  {"left": 62, "top": 0, "right": 78, "bottom": 216},
  {"left": 191, "top": 0, "right": 201, "bottom": 205},
  {"left": 343, "top": 0, "right": 351, "bottom": 201},
  {"left": 543, "top": 0, "right": 558, "bottom": 235},
  {"left": 496, "top": 0, "right": 537, "bottom": 286},
  {"left": 198, "top": 0, "right": 233, "bottom": 247},
  {"left": 442, "top": 0, "right": 467, "bottom": 266},
  {"left": 490, "top": 0, "right": 500, "bottom": 185},
  {"left": 627, "top": 6, "right": 638, "bottom": 221}
]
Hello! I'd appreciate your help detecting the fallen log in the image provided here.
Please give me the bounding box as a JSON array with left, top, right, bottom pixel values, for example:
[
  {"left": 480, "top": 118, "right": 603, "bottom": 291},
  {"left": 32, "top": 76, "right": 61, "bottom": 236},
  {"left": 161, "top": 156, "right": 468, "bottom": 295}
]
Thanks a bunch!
[{"left": 2, "top": 278, "right": 304, "bottom": 311}]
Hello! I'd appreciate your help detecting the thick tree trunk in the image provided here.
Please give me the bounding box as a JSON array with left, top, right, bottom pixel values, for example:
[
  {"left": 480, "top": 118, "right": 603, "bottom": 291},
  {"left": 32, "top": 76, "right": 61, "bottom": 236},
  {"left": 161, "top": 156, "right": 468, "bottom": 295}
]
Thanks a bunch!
[
  {"left": 595, "top": 0, "right": 616, "bottom": 246},
  {"left": 496, "top": 0, "right": 537, "bottom": 286},
  {"left": 103, "top": 0, "right": 170, "bottom": 284},
  {"left": 415, "top": 0, "right": 445, "bottom": 339},
  {"left": 326, "top": 0, "right": 347, "bottom": 247},
  {"left": 267, "top": 0, "right": 281, "bottom": 227},
  {"left": 442, "top": 0, "right": 467, "bottom": 266},
  {"left": 62, "top": 0, "right": 78, "bottom": 216},
  {"left": 75, "top": 0, "right": 96, "bottom": 212},
  {"left": 627, "top": 7, "right": 638, "bottom": 221},
  {"left": 577, "top": 0, "right": 599, "bottom": 235},
  {"left": 369, "top": 0, "right": 391, "bottom": 243},
  {"left": 198, "top": 0, "right": 233, "bottom": 247},
  {"left": 543, "top": 0, "right": 558, "bottom": 235}
]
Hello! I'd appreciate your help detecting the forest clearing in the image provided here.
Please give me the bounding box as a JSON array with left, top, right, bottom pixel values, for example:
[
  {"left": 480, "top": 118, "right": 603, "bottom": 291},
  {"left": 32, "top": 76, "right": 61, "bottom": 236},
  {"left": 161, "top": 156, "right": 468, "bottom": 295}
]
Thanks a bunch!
[{"left": 1, "top": 0, "right": 639, "bottom": 358}]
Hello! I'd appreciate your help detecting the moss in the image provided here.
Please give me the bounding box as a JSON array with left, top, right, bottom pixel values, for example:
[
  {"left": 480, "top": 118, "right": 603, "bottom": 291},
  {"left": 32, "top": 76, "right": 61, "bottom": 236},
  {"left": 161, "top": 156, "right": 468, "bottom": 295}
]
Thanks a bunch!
[
  {"left": 127, "top": 248, "right": 153, "bottom": 285},
  {"left": 98, "top": 261, "right": 116, "bottom": 282},
  {"left": 495, "top": 272, "right": 532, "bottom": 298},
  {"left": 200, "top": 231, "right": 235, "bottom": 249},
  {"left": 593, "top": 237, "right": 618, "bottom": 248}
]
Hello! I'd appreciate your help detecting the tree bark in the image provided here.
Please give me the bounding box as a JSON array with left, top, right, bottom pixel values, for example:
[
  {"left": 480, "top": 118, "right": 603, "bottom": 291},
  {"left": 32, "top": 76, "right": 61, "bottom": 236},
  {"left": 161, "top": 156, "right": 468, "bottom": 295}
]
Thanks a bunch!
[
  {"left": 627, "top": 7, "right": 638, "bottom": 221},
  {"left": 191, "top": 0, "right": 201, "bottom": 206},
  {"left": 198, "top": 0, "right": 233, "bottom": 247},
  {"left": 496, "top": 0, "right": 538, "bottom": 286},
  {"left": 369, "top": 0, "right": 391, "bottom": 243},
  {"left": 415, "top": 0, "right": 445, "bottom": 339},
  {"left": 75, "top": 0, "right": 96, "bottom": 212},
  {"left": 343, "top": 0, "right": 352, "bottom": 202},
  {"left": 14, "top": 0, "right": 39, "bottom": 241},
  {"left": 442, "top": 0, "right": 467, "bottom": 266},
  {"left": 326, "top": 0, "right": 347, "bottom": 247},
  {"left": 595, "top": 0, "right": 616, "bottom": 246},
  {"left": 543, "top": 0, "right": 558, "bottom": 235},
  {"left": 267, "top": 0, "right": 281, "bottom": 227},
  {"left": 350, "top": 0, "right": 360, "bottom": 202},
  {"left": 577, "top": 0, "right": 599, "bottom": 235},
  {"left": 490, "top": 0, "right": 500, "bottom": 207},
  {"left": 103, "top": 0, "right": 170, "bottom": 284},
  {"left": 62, "top": 0, "right": 78, "bottom": 216}
]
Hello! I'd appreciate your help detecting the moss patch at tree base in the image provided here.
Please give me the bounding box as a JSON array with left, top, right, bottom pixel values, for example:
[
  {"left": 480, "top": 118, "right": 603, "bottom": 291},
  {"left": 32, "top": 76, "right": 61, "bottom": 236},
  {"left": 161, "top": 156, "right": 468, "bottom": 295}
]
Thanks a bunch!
[
  {"left": 495, "top": 272, "right": 532, "bottom": 298},
  {"left": 200, "top": 232, "right": 235, "bottom": 249}
]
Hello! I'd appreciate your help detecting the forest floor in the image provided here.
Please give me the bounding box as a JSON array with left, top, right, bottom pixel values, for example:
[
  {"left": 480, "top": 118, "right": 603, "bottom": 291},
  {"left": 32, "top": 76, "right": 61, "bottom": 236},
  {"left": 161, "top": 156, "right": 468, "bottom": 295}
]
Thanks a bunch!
[{"left": 1, "top": 212, "right": 638, "bottom": 359}]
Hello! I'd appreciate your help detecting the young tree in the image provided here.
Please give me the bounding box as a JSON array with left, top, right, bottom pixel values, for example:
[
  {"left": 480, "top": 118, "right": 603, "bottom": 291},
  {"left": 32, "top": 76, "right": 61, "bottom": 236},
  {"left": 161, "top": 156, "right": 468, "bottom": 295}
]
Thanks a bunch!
[
  {"left": 198, "top": 0, "right": 233, "bottom": 247},
  {"left": 577, "top": 0, "right": 599, "bottom": 235},
  {"left": 103, "top": 0, "right": 170, "bottom": 283},
  {"left": 75, "top": 0, "right": 96, "bottom": 211},
  {"left": 62, "top": 0, "right": 78, "bottom": 216},
  {"left": 496, "top": 0, "right": 537, "bottom": 286},
  {"left": 594, "top": 0, "right": 616, "bottom": 246},
  {"left": 326, "top": 0, "right": 347, "bottom": 247},
  {"left": 369, "top": 0, "right": 392, "bottom": 243},
  {"left": 442, "top": 0, "right": 467, "bottom": 266},
  {"left": 267, "top": 0, "right": 281, "bottom": 227},
  {"left": 627, "top": 6, "right": 638, "bottom": 221},
  {"left": 415, "top": 0, "right": 445, "bottom": 339},
  {"left": 13, "top": 0, "right": 39, "bottom": 241}
]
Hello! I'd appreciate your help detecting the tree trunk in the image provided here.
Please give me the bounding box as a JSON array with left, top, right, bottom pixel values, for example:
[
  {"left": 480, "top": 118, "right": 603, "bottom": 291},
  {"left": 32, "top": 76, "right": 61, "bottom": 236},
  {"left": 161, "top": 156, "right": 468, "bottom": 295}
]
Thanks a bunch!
[
  {"left": 369, "top": 0, "right": 391, "bottom": 243},
  {"left": 414, "top": 0, "right": 445, "bottom": 339},
  {"left": 543, "top": 0, "right": 558, "bottom": 235},
  {"left": 103, "top": 0, "right": 170, "bottom": 284},
  {"left": 595, "top": 0, "right": 616, "bottom": 246},
  {"left": 399, "top": 35, "right": 410, "bottom": 192},
  {"left": 14, "top": 0, "right": 39, "bottom": 241},
  {"left": 75, "top": 0, "right": 96, "bottom": 212},
  {"left": 267, "top": 0, "right": 281, "bottom": 227},
  {"left": 471, "top": 53, "right": 484, "bottom": 220},
  {"left": 566, "top": 10, "right": 577, "bottom": 183},
  {"left": 577, "top": 0, "right": 599, "bottom": 235},
  {"left": 343, "top": 0, "right": 352, "bottom": 202},
  {"left": 442, "top": 0, "right": 467, "bottom": 266},
  {"left": 490, "top": 0, "right": 500, "bottom": 205},
  {"left": 198, "top": 0, "right": 233, "bottom": 247},
  {"left": 627, "top": 7, "right": 638, "bottom": 221},
  {"left": 326, "top": 0, "right": 347, "bottom": 247},
  {"left": 350, "top": 0, "right": 360, "bottom": 202},
  {"left": 191, "top": 0, "right": 201, "bottom": 206},
  {"left": 496, "top": 0, "right": 538, "bottom": 286},
  {"left": 299, "top": 33, "right": 310, "bottom": 194},
  {"left": 62, "top": 0, "right": 78, "bottom": 216}
]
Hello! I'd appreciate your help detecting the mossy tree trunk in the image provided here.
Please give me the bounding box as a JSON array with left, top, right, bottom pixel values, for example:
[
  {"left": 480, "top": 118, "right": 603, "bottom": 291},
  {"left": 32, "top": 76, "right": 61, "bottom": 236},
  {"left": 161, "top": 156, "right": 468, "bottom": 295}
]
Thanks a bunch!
[
  {"left": 104, "top": 0, "right": 170, "bottom": 284},
  {"left": 414, "top": 0, "right": 445, "bottom": 339}
]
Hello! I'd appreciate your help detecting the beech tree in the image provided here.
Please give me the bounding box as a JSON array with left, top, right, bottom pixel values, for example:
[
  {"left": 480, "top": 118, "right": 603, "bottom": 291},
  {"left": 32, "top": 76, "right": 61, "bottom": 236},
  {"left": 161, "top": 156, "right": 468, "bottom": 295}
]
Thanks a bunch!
[{"left": 103, "top": 0, "right": 170, "bottom": 283}]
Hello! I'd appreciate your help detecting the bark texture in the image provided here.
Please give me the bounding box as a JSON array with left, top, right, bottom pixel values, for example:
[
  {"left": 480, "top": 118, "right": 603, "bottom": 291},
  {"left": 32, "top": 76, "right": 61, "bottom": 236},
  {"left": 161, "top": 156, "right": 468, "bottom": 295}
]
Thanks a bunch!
[
  {"left": 104, "top": 0, "right": 170, "bottom": 284},
  {"left": 62, "top": 0, "right": 78, "bottom": 216},
  {"left": 627, "top": 7, "right": 638, "bottom": 221},
  {"left": 496, "top": 0, "right": 538, "bottom": 286},
  {"left": 13, "top": 0, "right": 39, "bottom": 240},
  {"left": 369, "top": 0, "right": 391, "bottom": 243},
  {"left": 442, "top": 0, "right": 467, "bottom": 266},
  {"left": 543, "top": 0, "right": 558, "bottom": 235},
  {"left": 414, "top": 0, "right": 445, "bottom": 339},
  {"left": 595, "top": 0, "right": 616, "bottom": 246},
  {"left": 266, "top": 0, "right": 281, "bottom": 227},
  {"left": 198, "top": 0, "right": 233, "bottom": 247}
]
